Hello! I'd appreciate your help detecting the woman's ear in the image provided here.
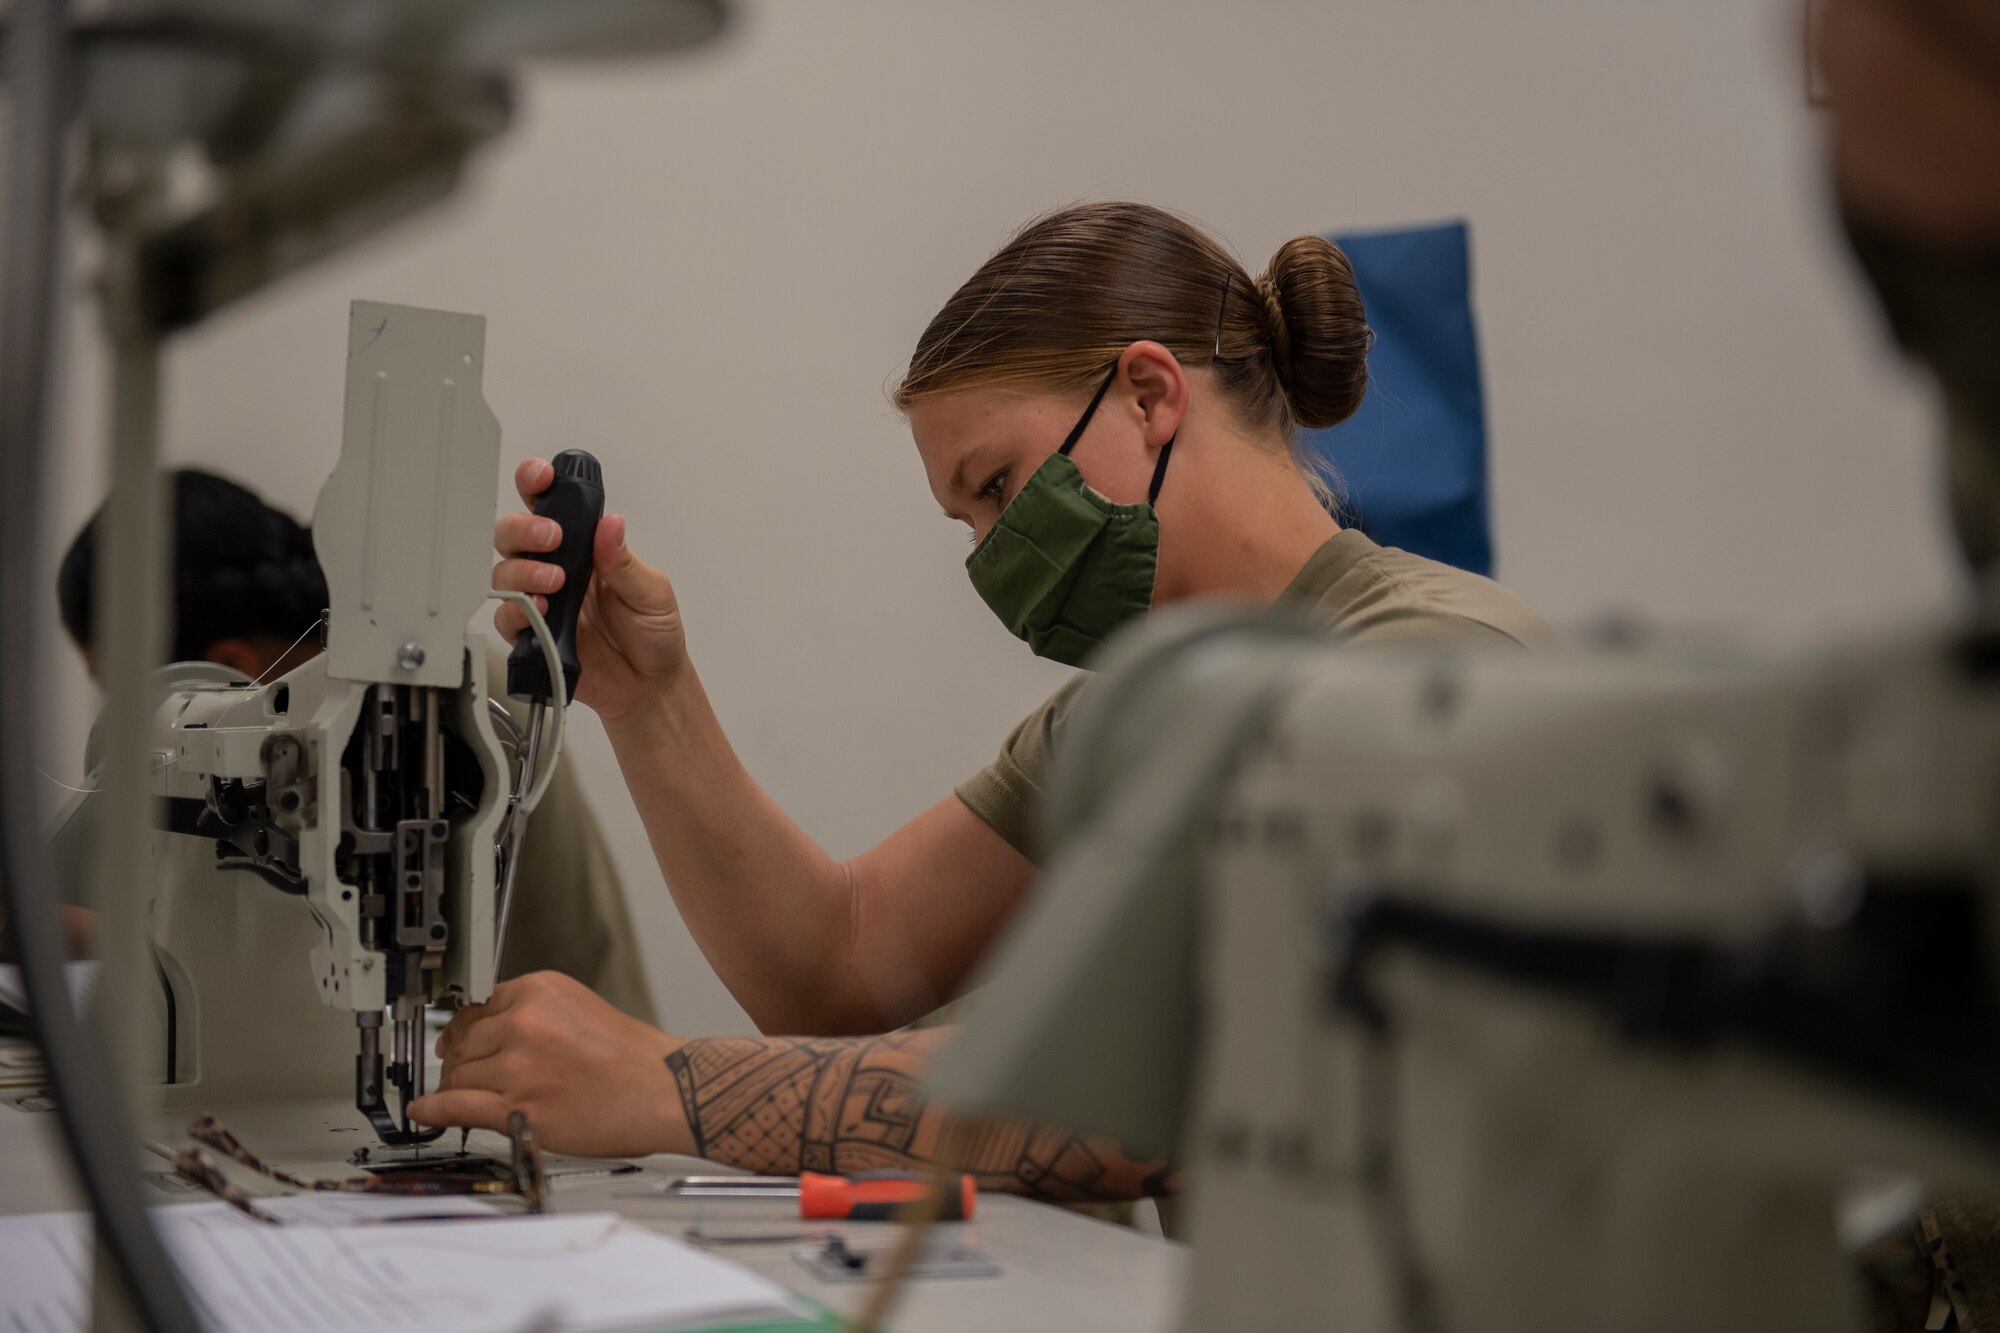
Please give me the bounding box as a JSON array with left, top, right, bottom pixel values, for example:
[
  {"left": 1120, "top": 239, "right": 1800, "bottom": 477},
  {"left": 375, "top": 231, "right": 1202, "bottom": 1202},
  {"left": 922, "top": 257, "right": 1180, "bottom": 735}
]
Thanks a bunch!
[{"left": 1117, "top": 340, "right": 1190, "bottom": 449}]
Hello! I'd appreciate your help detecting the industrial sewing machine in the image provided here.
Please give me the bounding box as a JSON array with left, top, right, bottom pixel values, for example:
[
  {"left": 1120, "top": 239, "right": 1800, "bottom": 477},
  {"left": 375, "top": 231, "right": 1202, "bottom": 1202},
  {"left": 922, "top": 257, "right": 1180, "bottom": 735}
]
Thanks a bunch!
[
  {"left": 0, "top": 4, "right": 708, "bottom": 1325},
  {"left": 53, "top": 300, "right": 594, "bottom": 1149}
]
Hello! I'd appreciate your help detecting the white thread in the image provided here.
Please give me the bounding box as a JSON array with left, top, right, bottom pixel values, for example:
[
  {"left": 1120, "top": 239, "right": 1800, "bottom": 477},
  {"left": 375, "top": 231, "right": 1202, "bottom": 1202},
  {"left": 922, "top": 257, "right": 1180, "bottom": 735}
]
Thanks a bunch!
[
  {"left": 40, "top": 617, "right": 325, "bottom": 797},
  {"left": 36, "top": 767, "right": 102, "bottom": 794},
  {"left": 212, "top": 615, "right": 327, "bottom": 728},
  {"left": 38, "top": 754, "right": 177, "bottom": 794},
  {"left": 490, "top": 591, "right": 566, "bottom": 816},
  {"left": 243, "top": 618, "right": 326, "bottom": 690}
]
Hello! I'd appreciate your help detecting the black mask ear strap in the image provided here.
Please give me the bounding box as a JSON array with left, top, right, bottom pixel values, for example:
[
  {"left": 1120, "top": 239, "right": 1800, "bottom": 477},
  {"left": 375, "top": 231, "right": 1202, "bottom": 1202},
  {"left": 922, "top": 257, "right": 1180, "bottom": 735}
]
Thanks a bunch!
[
  {"left": 1058, "top": 363, "right": 1123, "bottom": 458},
  {"left": 1062, "top": 358, "right": 1173, "bottom": 503},
  {"left": 1147, "top": 432, "right": 1176, "bottom": 505}
]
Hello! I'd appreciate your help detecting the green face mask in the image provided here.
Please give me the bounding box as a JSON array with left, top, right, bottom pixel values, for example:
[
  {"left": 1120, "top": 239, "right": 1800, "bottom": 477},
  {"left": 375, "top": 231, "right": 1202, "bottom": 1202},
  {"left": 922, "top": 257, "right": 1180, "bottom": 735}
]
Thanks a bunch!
[{"left": 965, "top": 364, "right": 1177, "bottom": 667}]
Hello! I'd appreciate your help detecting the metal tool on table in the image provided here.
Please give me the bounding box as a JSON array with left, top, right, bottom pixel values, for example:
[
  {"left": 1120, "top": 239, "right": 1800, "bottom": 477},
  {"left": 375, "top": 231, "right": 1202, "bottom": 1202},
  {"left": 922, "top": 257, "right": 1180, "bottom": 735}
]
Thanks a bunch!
[
  {"left": 684, "top": 1228, "right": 839, "bottom": 1249},
  {"left": 666, "top": 1172, "right": 978, "bottom": 1221},
  {"left": 792, "top": 1235, "right": 999, "bottom": 1283}
]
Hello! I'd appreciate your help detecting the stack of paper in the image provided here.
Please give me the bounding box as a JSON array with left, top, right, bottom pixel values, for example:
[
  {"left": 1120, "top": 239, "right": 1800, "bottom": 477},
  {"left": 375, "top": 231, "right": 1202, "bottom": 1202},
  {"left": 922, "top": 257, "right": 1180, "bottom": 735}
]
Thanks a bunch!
[
  {"left": 0, "top": 1045, "right": 47, "bottom": 1089},
  {"left": 0, "top": 1196, "right": 810, "bottom": 1332},
  {"left": 0, "top": 962, "right": 100, "bottom": 1088},
  {"left": 0, "top": 960, "right": 97, "bottom": 1036}
]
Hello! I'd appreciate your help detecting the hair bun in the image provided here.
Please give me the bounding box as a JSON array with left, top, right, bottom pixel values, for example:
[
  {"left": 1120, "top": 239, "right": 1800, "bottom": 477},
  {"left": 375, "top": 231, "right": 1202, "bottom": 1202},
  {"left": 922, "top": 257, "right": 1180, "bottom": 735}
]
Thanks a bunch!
[{"left": 1255, "top": 236, "right": 1372, "bottom": 430}]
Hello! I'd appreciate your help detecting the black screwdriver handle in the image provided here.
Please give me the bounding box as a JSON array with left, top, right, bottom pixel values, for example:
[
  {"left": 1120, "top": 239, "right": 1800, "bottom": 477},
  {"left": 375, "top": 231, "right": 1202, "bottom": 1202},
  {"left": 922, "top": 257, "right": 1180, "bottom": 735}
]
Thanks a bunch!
[{"left": 506, "top": 450, "right": 603, "bottom": 704}]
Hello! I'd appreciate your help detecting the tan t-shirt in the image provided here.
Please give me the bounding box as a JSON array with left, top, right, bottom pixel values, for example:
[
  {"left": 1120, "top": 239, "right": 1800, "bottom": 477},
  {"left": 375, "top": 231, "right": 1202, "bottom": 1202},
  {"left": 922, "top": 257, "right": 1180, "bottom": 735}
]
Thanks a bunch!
[{"left": 956, "top": 530, "right": 1553, "bottom": 861}]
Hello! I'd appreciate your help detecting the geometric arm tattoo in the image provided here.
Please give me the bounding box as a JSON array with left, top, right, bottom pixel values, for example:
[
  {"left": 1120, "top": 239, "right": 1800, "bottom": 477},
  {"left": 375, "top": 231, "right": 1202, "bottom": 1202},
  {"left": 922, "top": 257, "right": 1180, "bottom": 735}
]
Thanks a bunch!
[{"left": 664, "top": 1026, "right": 1175, "bottom": 1202}]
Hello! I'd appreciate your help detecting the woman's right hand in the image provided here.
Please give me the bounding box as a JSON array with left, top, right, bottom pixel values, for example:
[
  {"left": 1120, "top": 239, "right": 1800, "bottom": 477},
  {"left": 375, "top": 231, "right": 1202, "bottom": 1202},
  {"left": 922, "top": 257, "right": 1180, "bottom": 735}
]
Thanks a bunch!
[{"left": 493, "top": 458, "right": 688, "bottom": 723}]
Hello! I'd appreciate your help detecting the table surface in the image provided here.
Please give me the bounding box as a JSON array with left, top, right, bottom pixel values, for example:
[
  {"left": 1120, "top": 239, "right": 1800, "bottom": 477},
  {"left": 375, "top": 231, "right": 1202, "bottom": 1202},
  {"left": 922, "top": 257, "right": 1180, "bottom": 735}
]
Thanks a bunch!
[{"left": 0, "top": 1075, "right": 1185, "bottom": 1333}]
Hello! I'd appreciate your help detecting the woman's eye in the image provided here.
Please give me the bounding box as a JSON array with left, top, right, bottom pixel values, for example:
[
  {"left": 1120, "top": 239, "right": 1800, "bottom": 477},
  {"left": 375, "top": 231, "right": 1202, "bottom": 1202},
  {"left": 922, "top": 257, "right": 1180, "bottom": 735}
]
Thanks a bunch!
[{"left": 975, "top": 471, "right": 1008, "bottom": 505}]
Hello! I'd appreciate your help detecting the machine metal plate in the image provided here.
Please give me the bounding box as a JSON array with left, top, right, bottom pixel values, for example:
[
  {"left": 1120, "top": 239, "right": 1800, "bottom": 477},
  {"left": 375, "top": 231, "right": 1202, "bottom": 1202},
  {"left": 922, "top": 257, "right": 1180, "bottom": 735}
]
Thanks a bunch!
[{"left": 315, "top": 300, "right": 501, "bottom": 689}]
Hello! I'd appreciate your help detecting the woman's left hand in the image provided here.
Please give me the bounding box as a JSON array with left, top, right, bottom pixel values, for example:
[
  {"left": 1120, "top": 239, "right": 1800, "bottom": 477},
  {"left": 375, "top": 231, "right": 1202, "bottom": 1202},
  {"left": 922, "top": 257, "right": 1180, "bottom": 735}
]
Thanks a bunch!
[{"left": 408, "top": 971, "right": 691, "bottom": 1159}]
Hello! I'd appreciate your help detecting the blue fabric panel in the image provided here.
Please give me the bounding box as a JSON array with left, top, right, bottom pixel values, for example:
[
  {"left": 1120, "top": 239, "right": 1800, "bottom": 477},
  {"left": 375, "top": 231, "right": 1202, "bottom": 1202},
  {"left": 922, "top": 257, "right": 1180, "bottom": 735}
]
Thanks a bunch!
[{"left": 1301, "top": 220, "right": 1493, "bottom": 576}]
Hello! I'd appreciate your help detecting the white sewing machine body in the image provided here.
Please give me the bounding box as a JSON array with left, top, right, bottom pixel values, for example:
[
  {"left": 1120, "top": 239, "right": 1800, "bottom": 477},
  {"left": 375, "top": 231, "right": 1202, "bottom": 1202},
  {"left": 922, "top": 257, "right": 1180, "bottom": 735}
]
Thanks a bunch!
[
  {"left": 938, "top": 614, "right": 2000, "bottom": 1333},
  {"left": 1192, "top": 627, "right": 2000, "bottom": 1332},
  {"left": 134, "top": 639, "right": 506, "bottom": 1112},
  {"left": 57, "top": 300, "right": 523, "bottom": 1143}
]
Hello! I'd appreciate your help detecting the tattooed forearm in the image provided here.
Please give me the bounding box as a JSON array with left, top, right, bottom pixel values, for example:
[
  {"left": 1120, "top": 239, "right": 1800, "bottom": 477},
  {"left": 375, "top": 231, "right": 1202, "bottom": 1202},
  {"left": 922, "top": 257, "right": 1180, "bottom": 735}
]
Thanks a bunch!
[{"left": 663, "top": 1026, "right": 1169, "bottom": 1202}]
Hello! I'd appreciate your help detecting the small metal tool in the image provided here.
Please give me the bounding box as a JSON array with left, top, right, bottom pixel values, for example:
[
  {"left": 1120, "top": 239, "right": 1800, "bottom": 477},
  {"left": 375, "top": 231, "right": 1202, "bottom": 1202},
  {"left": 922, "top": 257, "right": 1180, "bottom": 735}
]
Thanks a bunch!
[
  {"left": 684, "top": 1228, "right": 838, "bottom": 1249},
  {"left": 792, "top": 1235, "right": 1000, "bottom": 1283},
  {"left": 663, "top": 1171, "right": 976, "bottom": 1221}
]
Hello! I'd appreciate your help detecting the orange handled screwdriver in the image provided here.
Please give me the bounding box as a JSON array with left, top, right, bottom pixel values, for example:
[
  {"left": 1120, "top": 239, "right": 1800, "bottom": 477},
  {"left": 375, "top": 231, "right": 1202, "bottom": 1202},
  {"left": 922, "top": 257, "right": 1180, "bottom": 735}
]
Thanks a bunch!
[
  {"left": 665, "top": 1171, "right": 976, "bottom": 1221},
  {"left": 799, "top": 1171, "right": 975, "bottom": 1221}
]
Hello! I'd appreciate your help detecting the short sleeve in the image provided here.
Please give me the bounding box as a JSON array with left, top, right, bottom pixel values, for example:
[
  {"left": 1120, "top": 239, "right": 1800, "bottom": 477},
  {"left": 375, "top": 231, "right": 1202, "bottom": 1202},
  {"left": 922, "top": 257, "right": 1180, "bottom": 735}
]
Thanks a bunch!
[{"left": 954, "top": 674, "right": 1092, "bottom": 864}]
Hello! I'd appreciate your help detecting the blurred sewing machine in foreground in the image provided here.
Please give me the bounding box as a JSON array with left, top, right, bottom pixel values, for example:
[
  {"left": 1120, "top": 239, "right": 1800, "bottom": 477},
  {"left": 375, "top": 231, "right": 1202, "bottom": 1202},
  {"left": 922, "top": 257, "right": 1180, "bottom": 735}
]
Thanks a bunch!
[
  {"left": 52, "top": 301, "right": 581, "bottom": 1150},
  {"left": 939, "top": 605, "right": 2000, "bottom": 1332}
]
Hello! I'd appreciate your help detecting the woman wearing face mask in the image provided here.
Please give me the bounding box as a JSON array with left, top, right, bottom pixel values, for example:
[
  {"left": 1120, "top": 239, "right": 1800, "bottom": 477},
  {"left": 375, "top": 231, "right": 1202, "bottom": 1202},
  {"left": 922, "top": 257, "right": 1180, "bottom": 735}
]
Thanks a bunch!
[{"left": 411, "top": 202, "right": 1549, "bottom": 1188}]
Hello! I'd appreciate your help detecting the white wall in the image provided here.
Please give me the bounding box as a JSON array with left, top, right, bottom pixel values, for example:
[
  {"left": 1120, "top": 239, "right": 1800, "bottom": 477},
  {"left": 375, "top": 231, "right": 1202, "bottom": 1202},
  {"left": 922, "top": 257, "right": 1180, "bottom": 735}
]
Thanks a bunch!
[{"left": 42, "top": 0, "right": 1962, "bottom": 1034}]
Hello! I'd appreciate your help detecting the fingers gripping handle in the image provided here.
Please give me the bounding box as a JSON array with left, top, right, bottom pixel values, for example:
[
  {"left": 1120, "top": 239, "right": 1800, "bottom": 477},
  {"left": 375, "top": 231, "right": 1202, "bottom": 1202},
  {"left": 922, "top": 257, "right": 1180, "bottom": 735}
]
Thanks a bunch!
[{"left": 507, "top": 450, "right": 604, "bottom": 704}]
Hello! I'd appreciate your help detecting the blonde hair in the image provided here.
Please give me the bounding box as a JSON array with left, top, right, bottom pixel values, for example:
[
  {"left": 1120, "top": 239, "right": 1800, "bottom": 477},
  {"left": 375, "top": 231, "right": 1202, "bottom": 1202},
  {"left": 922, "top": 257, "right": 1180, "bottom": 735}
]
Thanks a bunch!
[{"left": 895, "top": 202, "right": 1372, "bottom": 498}]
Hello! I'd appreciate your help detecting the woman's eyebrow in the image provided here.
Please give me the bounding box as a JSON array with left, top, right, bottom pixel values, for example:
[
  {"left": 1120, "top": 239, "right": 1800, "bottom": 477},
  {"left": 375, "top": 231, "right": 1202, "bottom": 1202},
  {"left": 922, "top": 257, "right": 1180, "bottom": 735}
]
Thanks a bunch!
[
  {"left": 948, "top": 452, "right": 978, "bottom": 498},
  {"left": 939, "top": 461, "right": 976, "bottom": 522},
  {"left": 943, "top": 451, "right": 994, "bottom": 516}
]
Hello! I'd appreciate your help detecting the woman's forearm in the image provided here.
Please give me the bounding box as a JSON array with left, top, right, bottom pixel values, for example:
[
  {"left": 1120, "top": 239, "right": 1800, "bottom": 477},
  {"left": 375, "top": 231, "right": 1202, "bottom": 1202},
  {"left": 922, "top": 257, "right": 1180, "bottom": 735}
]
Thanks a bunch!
[
  {"left": 663, "top": 1026, "right": 1173, "bottom": 1201},
  {"left": 604, "top": 666, "right": 870, "bottom": 1034}
]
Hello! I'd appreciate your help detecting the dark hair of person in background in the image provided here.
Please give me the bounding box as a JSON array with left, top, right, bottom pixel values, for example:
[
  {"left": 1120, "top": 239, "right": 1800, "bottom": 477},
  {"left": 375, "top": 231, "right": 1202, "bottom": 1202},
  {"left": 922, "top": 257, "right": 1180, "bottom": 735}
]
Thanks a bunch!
[{"left": 57, "top": 469, "right": 327, "bottom": 672}]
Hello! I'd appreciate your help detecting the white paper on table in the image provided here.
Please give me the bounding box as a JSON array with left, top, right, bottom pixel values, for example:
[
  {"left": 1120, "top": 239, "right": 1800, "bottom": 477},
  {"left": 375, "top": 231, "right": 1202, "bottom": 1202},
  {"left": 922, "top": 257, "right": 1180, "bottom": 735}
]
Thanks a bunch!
[
  {"left": 0, "top": 1197, "right": 807, "bottom": 1333},
  {"left": 230, "top": 1194, "right": 506, "bottom": 1227},
  {"left": 0, "top": 961, "right": 98, "bottom": 1019}
]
